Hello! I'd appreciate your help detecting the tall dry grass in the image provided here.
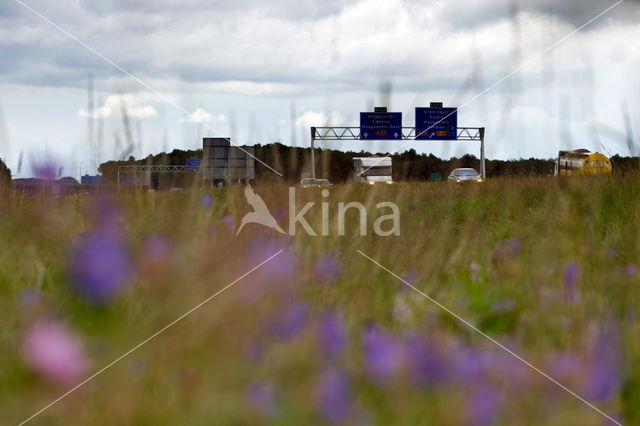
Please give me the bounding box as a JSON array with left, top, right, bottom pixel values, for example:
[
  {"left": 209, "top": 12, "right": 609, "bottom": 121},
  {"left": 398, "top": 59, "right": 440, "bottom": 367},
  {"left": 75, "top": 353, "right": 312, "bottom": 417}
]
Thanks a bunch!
[{"left": 1, "top": 175, "right": 639, "bottom": 425}]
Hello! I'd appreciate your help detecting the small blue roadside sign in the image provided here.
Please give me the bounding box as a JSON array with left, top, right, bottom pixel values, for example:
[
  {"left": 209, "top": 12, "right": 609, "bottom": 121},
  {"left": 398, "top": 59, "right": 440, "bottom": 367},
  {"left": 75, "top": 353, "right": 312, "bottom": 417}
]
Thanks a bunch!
[
  {"left": 186, "top": 157, "right": 201, "bottom": 173},
  {"left": 360, "top": 112, "right": 402, "bottom": 140},
  {"left": 81, "top": 175, "right": 101, "bottom": 185},
  {"left": 415, "top": 107, "right": 457, "bottom": 140}
]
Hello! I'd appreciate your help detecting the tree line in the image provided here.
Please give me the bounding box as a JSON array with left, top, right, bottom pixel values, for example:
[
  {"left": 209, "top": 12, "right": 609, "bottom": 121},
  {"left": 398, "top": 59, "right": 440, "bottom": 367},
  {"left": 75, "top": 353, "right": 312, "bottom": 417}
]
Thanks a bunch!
[{"left": 96, "top": 144, "right": 639, "bottom": 187}]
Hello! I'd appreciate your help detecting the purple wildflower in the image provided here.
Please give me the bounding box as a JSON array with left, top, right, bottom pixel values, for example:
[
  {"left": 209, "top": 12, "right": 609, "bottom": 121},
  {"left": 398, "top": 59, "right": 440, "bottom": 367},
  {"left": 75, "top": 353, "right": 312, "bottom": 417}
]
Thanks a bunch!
[
  {"left": 318, "top": 312, "right": 347, "bottom": 358},
  {"left": 548, "top": 353, "right": 581, "bottom": 382},
  {"left": 69, "top": 231, "right": 133, "bottom": 304},
  {"left": 403, "top": 269, "right": 419, "bottom": 285},
  {"left": 224, "top": 214, "right": 234, "bottom": 229},
  {"left": 21, "top": 321, "right": 90, "bottom": 386},
  {"left": 246, "top": 381, "right": 279, "bottom": 417},
  {"left": 452, "top": 347, "right": 488, "bottom": 383},
  {"left": 272, "top": 302, "right": 308, "bottom": 340},
  {"left": 246, "top": 338, "right": 264, "bottom": 363},
  {"left": 313, "top": 254, "right": 342, "bottom": 283},
  {"left": 621, "top": 265, "right": 638, "bottom": 278},
  {"left": 362, "top": 326, "right": 405, "bottom": 384},
  {"left": 563, "top": 262, "right": 580, "bottom": 304},
  {"left": 583, "top": 327, "right": 621, "bottom": 401},
  {"left": 142, "top": 234, "right": 171, "bottom": 262},
  {"left": 506, "top": 238, "right": 522, "bottom": 255},
  {"left": 20, "top": 289, "right": 41, "bottom": 307},
  {"left": 273, "top": 205, "right": 287, "bottom": 223},
  {"left": 201, "top": 194, "right": 213, "bottom": 209},
  {"left": 316, "top": 368, "right": 352, "bottom": 424},
  {"left": 492, "top": 238, "right": 522, "bottom": 262},
  {"left": 89, "top": 196, "right": 123, "bottom": 234},
  {"left": 397, "top": 269, "right": 420, "bottom": 293},
  {"left": 563, "top": 262, "right": 579, "bottom": 287},
  {"left": 242, "top": 238, "right": 298, "bottom": 300},
  {"left": 490, "top": 299, "right": 515, "bottom": 313},
  {"left": 405, "top": 335, "right": 449, "bottom": 387},
  {"left": 31, "top": 158, "right": 60, "bottom": 180},
  {"left": 467, "top": 384, "right": 500, "bottom": 426}
]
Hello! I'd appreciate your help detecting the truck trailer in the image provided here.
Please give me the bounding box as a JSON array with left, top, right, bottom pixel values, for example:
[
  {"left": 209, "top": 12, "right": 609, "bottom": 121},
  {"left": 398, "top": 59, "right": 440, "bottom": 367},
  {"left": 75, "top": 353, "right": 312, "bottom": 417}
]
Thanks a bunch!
[{"left": 353, "top": 157, "right": 393, "bottom": 184}]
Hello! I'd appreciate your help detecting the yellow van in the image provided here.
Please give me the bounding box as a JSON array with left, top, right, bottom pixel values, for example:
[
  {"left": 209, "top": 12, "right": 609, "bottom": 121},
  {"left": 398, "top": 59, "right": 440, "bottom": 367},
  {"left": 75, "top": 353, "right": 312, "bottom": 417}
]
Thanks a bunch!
[{"left": 555, "top": 149, "right": 612, "bottom": 176}]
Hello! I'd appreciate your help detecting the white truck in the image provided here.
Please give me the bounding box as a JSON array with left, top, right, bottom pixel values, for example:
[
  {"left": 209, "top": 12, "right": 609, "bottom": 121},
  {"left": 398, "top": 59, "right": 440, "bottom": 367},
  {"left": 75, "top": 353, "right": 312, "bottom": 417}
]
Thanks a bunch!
[{"left": 353, "top": 157, "right": 393, "bottom": 184}]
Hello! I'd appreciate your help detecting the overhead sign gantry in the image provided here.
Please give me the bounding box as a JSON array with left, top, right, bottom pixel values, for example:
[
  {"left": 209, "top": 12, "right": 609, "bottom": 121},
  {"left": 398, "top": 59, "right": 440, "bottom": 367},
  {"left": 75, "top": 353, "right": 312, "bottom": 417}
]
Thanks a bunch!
[{"left": 310, "top": 104, "right": 485, "bottom": 180}]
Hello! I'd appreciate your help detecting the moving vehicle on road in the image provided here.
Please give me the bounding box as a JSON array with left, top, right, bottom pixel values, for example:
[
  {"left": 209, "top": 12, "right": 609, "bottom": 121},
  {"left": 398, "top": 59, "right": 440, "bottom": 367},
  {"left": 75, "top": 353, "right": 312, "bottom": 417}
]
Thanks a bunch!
[
  {"left": 300, "top": 178, "right": 332, "bottom": 188},
  {"left": 353, "top": 157, "right": 393, "bottom": 184},
  {"left": 555, "top": 149, "right": 612, "bottom": 176},
  {"left": 448, "top": 168, "right": 483, "bottom": 183}
]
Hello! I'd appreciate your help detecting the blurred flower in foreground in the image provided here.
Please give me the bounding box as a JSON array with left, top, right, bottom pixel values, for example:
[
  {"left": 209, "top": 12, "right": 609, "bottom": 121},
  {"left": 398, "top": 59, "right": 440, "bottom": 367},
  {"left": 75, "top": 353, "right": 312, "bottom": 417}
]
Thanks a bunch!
[
  {"left": 313, "top": 254, "right": 342, "bottom": 283},
  {"left": 246, "top": 338, "right": 264, "bottom": 363},
  {"left": 563, "top": 262, "right": 580, "bottom": 304},
  {"left": 492, "top": 238, "right": 522, "bottom": 262},
  {"left": 467, "top": 384, "right": 500, "bottom": 426},
  {"left": 69, "top": 231, "right": 133, "bottom": 304},
  {"left": 317, "top": 312, "right": 347, "bottom": 358},
  {"left": 21, "top": 321, "right": 90, "bottom": 386},
  {"left": 224, "top": 214, "right": 234, "bottom": 229},
  {"left": 621, "top": 265, "right": 638, "bottom": 278},
  {"left": 20, "top": 288, "right": 41, "bottom": 307},
  {"left": 316, "top": 368, "right": 352, "bottom": 424},
  {"left": 362, "top": 326, "right": 405, "bottom": 384},
  {"left": 246, "top": 381, "right": 279, "bottom": 418},
  {"left": 452, "top": 347, "right": 488, "bottom": 383},
  {"left": 583, "top": 327, "right": 621, "bottom": 401},
  {"left": 31, "top": 158, "right": 60, "bottom": 180},
  {"left": 405, "top": 335, "right": 449, "bottom": 387},
  {"left": 273, "top": 205, "right": 287, "bottom": 223},
  {"left": 89, "top": 195, "right": 124, "bottom": 234},
  {"left": 563, "top": 262, "right": 579, "bottom": 287},
  {"left": 201, "top": 194, "right": 213, "bottom": 209},
  {"left": 402, "top": 269, "right": 419, "bottom": 285},
  {"left": 242, "top": 238, "right": 298, "bottom": 300},
  {"left": 142, "top": 233, "right": 171, "bottom": 263},
  {"left": 271, "top": 302, "right": 308, "bottom": 340},
  {"left": 548, "top": 353, "right": 581, "bottom": 383}
]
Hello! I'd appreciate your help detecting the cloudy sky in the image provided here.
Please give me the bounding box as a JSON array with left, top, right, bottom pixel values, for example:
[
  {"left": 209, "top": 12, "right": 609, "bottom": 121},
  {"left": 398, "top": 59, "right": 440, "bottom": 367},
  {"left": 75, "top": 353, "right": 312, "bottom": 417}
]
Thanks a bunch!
[{"left": 0, "top": 0, "right": 638, "bottom": 177}]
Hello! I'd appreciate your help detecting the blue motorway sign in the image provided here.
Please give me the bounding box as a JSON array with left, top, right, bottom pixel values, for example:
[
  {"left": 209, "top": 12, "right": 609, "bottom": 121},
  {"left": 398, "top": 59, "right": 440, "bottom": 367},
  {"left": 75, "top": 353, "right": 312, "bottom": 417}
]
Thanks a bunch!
[
  {"left": 360, "top": 112, "right": 402, "bottom": 140},
  {"left": 186, "top": 157, "right": 201, "bottom": 173},
  {"left": 415, "top": 107, "right": 457, "bottom": 140},
  {"left": 81, "top": 175, "right": 102, "bottom": 185}
]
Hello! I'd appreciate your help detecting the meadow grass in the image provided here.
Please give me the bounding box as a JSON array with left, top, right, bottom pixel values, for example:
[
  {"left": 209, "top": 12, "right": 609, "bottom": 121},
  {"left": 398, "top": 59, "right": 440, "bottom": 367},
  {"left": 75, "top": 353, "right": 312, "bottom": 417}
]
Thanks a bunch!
[{"left": 1, "top": 174, "right": 639, "bottom": 425}]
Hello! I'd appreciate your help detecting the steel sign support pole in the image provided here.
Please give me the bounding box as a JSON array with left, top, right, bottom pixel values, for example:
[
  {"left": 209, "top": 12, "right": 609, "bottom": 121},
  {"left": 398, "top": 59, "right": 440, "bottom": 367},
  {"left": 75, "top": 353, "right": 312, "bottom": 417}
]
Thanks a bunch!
[
  {"left": 479, "top": 127, "right": 486, "bottom": 180},
  {"left": 117, "top": 168, "right": 120, "bottom": 192},
  {"left": 310, "top": 126, "right": 316, "bottom": 180},
  {"left": 310, "top": 126, "right": 486, "bottom": 180}
]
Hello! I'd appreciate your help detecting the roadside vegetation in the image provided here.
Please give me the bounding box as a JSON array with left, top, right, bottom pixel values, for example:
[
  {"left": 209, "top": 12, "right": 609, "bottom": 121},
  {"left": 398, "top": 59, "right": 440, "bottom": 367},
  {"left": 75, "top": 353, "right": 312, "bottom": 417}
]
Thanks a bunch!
[{"left": 1, "top": 174, "right": 638, "bottom": 425}]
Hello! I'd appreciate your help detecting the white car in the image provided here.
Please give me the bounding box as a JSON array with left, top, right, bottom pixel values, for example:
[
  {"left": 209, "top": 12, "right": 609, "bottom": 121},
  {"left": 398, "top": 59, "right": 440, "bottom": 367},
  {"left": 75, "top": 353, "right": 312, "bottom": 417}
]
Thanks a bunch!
[
  {"left": 448, "top": 168, "right": 483, "bottom": 183},
  {"left": 300, "top": 178, "right": 332, "bottom": 188}
]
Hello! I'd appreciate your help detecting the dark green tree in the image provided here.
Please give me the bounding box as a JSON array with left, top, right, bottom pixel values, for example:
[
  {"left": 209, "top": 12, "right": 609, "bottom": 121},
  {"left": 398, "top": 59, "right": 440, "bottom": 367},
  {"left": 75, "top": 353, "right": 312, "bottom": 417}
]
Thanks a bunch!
[{"left": 0, "top": 157, "right": 11, "bottom": 186}]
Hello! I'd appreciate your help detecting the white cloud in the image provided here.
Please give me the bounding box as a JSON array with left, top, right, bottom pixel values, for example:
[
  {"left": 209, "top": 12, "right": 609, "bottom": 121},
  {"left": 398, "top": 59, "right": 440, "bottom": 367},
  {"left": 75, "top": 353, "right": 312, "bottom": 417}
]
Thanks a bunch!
[
  {"left": 76, "top": 93, "right": 159, "bottom": 119},
  {"left": 77, "top": 105, "right": 112, "bottom": 119},
  {"left": 180, "top": 108, "right": 227, "bottom": 123},
  {"left": 296, "top": 110, "right": 346, "bottom": 127}
]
